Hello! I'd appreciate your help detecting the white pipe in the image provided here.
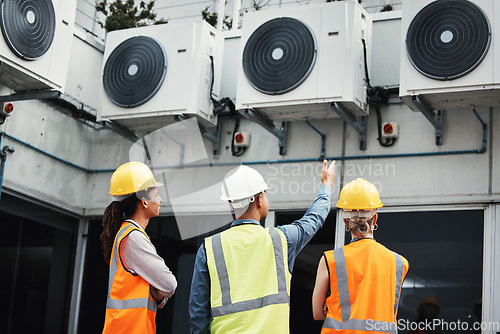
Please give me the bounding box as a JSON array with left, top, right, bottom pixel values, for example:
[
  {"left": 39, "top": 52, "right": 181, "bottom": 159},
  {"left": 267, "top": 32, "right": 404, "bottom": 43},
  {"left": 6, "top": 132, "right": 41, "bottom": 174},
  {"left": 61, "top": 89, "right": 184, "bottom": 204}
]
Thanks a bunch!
[
  {"left": 217, "top": 0, "right": 225, "bottom": 30},
  {"left": 232, "top": 0, "right": 242, "bottom": 30}
]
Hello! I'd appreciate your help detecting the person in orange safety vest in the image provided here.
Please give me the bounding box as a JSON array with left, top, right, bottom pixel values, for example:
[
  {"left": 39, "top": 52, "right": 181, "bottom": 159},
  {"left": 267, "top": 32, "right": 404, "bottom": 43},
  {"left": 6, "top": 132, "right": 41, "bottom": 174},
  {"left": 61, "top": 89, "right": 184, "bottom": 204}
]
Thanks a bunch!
[
  {"left": 312, "top": 178, "right": 409, "bottom": 334},
  {"left": 101, "top": 162, "right": 177, "bottom": 334}
]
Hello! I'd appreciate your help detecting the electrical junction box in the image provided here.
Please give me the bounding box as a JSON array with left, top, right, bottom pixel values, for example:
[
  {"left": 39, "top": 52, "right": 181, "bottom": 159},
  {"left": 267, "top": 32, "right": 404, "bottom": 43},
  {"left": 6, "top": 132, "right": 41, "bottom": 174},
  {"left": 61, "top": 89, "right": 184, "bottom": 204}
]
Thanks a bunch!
[
  {"left": 381, "top": 122, "right": 399, "bottom": 139},
  {"left": 1, "top": 102, "right": 13, "bottom": 117},
  {"left": 233, "top": 131, "right": 251, "bottom": 148}
]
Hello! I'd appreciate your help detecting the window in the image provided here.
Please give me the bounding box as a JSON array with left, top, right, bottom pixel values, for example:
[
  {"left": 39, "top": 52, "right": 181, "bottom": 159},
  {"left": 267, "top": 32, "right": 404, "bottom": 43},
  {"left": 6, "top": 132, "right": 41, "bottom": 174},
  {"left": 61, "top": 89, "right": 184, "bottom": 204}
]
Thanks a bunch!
[
  {"left": 0, "top": 195, "right": 78, "bottom": 334},
  {"left": 366, "top": 210, "right": 484, "bottom": 334}
]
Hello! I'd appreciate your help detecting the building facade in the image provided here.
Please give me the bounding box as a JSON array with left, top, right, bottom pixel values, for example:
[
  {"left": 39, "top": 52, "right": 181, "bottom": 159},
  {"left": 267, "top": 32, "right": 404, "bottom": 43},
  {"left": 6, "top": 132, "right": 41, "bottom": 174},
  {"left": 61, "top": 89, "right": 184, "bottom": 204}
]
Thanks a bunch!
[{"left": 0, "top": 0, "right": 498, "bottom": 333}]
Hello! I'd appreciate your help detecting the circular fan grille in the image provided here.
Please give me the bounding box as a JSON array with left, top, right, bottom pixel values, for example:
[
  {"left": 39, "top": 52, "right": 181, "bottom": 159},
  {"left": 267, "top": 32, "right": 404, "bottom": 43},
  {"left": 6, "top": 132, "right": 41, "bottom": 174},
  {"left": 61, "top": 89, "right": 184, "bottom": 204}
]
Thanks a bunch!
[
  {"left": 242, "top": 17, "right": 317, "bottom": 95},
  {"left": 0, "top": 0, "right": 56, "bottom": 60},
  {"left": 406, "top": 0, "right": 491, "bottom": 80},
  {"left": 103, "top": 36, "right": 167, "bottom": 108}
]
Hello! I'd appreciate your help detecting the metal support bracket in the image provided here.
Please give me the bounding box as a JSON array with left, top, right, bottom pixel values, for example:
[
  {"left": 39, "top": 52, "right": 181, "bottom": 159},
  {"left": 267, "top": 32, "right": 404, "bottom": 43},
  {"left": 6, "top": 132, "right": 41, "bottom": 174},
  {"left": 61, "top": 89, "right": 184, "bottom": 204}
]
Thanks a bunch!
[
  {"left": 175, "top": 115, "right": 222, "bottom": 156},
  {"left": 241, "top": 109, "right": 288, "bottom": 155},
  {"left": 410, "top": 95, "right": 443, "bottom": 145},
  {"left": 202, "top": 121, "right": 223, "bottom": 156},
  {"left": 102, "top": 121, "right": 138, "bottom": 142},
  {"left": 330, "top": 102, "right": 367, "bottom": 150},
  {"left": 0, "top": 90, "right": 61, "bottom": 103}
]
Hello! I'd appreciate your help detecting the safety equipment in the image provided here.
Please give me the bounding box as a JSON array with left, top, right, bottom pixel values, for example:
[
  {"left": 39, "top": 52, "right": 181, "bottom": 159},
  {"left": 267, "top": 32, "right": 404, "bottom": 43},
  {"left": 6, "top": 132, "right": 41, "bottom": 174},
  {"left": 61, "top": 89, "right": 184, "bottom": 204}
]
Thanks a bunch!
[
  {"left": 220, "top": 165, "right": 269, "bottom": 202},
  {"left": 336, "top": 178, "right": 383, "bottom": 210},
  {"left": 322, "top": 239, "right": 409, "bottom": 333},
  {"left": 109, "top": 161, "right": 163, "bottom": 196},
  {"left": 103, "top": 222, "right": 157, "bottom": 333},
  {"left": 342, "top": 209, "right": 376, "bottom": 220},
  {"left": 205, "top": 225, "right": 291, "bottom": 333}
]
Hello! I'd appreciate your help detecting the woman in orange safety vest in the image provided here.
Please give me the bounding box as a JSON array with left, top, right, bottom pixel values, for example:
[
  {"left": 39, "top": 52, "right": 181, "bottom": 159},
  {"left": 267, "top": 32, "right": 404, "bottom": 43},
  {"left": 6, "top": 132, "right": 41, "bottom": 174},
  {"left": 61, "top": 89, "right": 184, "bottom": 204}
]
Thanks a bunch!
[
  {"left": 312, "top": 178, "right": 409, "bottom": 334},
  {"left": 100, "top": 162, "right": 177, "bottom": 334}
]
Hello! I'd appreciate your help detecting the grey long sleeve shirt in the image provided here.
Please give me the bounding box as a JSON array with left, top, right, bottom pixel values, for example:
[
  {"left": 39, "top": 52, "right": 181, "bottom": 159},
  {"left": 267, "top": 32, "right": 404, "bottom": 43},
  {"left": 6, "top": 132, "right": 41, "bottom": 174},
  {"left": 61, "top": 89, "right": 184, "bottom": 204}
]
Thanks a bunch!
[{"left": 121, "top": 220, "right": 177, "bottom": 305}]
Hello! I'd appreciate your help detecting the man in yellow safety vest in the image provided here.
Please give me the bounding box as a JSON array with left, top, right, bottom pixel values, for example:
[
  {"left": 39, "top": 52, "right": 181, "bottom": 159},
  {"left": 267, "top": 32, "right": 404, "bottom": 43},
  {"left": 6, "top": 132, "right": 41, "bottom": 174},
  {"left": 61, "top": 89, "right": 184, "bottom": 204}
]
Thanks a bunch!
[{"left": 189, "top": 160, "right": 336, "bottom": 333}]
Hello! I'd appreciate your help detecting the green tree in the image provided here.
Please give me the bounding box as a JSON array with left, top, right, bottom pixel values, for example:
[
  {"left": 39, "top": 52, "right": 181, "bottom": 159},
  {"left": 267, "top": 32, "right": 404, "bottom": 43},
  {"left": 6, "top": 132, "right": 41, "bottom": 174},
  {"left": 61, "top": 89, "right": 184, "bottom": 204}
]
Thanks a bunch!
[
  {"left": 201, "top": 5, "right": 232, "bottom": 30},
  {"left": 250, "top": 0, "right": 271, "bottom": 11},
  {"left": 95, "top": 0, "right": 166, "bottom": 32},
  {"left": 381, "top": 4, "right": 393, "bottom": 12}
]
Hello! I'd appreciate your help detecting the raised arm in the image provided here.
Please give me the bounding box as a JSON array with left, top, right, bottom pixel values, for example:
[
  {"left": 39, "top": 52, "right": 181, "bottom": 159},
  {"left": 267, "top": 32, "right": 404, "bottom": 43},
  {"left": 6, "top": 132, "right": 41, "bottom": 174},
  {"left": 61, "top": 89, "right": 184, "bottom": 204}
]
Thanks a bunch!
[
  {"left": 277, "top": 160, "right": 335, "bottom": 270},
  {"left": 321, "top": 159, "right": 335, "bottom": 189}
]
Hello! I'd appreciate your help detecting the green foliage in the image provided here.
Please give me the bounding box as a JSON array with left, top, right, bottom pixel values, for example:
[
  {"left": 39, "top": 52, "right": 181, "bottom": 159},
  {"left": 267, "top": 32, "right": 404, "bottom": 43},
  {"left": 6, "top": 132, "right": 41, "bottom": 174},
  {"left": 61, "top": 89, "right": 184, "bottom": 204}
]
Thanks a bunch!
[
  {"left": 380, "top": 4, "right": 393, "bottom": 12},
  {"left": 95, "top": 0, "right": 166, "bottom": 32},
  {"left": 201, "top": 6, "right": 232, "bottom": 30},
  {"left": 250, "top": 0, "right": 271, "bottom": 11}
]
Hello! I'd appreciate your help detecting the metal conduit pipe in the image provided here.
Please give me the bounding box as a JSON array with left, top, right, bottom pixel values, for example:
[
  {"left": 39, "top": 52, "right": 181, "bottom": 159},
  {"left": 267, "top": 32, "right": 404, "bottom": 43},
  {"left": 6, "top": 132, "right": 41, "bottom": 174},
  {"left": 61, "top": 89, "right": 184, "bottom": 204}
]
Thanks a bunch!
[
  {"left": 0, "top": 131, "right": 114, "bottom": 173},
  {"left": 305, "top": 119, "right": 326, "bottom": 160},
  {"left": 471, "top": 105, "right": 487, "bottom": 153},
  {"left": 0, "top": 106, "right": 487, "bottom": 174}
]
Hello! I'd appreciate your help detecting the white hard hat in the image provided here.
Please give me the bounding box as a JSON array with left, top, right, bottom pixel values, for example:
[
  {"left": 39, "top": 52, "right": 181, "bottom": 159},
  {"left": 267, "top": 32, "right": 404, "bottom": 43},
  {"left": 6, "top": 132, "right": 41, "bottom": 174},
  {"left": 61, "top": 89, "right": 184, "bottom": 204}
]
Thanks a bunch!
[{"left": 220, "top": 165, "right": 269, "bottom": 202}]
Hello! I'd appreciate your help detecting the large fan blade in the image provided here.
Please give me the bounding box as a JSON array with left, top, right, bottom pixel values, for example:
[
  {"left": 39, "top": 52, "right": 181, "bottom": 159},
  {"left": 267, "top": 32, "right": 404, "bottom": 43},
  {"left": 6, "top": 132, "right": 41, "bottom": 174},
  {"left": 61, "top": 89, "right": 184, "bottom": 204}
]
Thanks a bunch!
[
  {"left": 406, "top": 0, "right": 491, "bottom": 80},
  {"left": 0, "top": 0, "right": 56, "bottom": 60},
  {"left": 242, "top": 17, "right": 317, "bottom": 95},
  {"left": 103, "top": 36, "right": 167, "bottom": 108}
]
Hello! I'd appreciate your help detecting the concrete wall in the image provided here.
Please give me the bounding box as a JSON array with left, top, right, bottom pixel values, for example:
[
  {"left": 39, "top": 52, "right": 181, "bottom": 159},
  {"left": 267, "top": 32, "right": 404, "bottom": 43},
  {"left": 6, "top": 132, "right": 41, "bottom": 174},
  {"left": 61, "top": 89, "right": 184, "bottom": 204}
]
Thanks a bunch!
[{"left": 1, "top": 0, "right": 498, "bottom": 217}]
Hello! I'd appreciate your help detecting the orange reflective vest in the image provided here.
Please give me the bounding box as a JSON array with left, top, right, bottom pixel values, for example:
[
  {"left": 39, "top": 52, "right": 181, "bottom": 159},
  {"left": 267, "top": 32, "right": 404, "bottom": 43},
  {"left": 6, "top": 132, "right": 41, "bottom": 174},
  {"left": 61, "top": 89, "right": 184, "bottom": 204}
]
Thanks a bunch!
[
  {"left": 322, "top": 238, "right": 409, "bottom": 334},
  {"left": 103, "top": 222, "right": 157, "bottom": 334}
]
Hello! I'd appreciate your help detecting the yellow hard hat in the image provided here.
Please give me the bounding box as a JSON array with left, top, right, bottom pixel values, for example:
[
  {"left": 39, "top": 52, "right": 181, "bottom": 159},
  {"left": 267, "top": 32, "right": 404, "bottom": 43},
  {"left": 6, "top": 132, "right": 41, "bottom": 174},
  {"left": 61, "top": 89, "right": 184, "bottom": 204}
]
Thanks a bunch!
[
  {"left": 109, "top": 161, "right": 163, "bottom": 196},
  {"left": 336, "top": 178, "right": 383, "bottom": 210}
]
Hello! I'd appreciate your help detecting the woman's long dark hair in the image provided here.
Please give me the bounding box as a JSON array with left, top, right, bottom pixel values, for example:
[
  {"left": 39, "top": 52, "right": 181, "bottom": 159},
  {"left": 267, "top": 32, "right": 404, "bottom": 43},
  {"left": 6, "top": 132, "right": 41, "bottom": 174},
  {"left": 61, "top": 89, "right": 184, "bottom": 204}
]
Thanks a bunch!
[{"left": 100, "top": 189, "right": 150, "bottom": 264}]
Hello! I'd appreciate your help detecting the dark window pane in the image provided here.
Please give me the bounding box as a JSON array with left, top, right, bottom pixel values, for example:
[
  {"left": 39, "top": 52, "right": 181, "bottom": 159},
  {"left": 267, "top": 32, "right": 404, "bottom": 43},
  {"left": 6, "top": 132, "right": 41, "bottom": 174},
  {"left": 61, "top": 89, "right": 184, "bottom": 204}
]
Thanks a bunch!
[
  {"left": 0, "top": 202, "right": 77, "bottom": 334},
  {"left": 365, "top": 210, "right": 484, "bottom": 334}
]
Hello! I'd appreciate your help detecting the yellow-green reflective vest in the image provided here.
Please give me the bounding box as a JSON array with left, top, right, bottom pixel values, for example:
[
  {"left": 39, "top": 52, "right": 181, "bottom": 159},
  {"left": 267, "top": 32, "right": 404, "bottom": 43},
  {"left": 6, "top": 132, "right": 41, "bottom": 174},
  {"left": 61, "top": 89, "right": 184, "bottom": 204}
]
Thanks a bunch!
[{"left": 205, "top": 224, "right": 291, "bottom": 333}]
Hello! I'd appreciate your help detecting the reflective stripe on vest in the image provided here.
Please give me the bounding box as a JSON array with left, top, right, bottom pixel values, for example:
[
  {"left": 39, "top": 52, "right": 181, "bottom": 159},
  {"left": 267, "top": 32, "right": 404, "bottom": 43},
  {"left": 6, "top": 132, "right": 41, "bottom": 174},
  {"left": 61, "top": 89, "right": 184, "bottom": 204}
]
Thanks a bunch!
[
  {"left": 209, "top": 227, "right": 289, "bottom": 317},
  {"left": 106, "top": 297, "right": 157, "bottom": 311},
  {"left": 106, "top": 223, "right": 157, "bottom": 313},
  {"left": 323, "top": 318, "right": 398, "bottom": 334},
  {"left": 393, "top": 253, "right": 404, "bottom": 315},
  {"left": 323, "top": 248, "right": 405, "bottom": 333}
]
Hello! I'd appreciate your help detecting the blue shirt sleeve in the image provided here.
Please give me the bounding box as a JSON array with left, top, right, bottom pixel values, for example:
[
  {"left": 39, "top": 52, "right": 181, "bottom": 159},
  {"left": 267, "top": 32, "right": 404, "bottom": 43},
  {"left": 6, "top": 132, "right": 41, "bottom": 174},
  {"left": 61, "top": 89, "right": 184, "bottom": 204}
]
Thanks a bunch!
[
  {"left": 189, "top": 243, "right": 211, "bottom": 334},
  {"left": 276, "top": 184, "right": 332, "bottom": 271}
]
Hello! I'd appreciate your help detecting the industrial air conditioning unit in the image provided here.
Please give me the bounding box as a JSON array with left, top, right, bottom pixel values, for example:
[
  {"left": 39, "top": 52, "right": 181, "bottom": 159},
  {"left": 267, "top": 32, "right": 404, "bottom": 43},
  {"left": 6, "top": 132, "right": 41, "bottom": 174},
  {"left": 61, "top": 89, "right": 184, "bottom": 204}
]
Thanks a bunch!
[
  {"left": 97, "top": 20, "right": 224, "bottom": 134},
  {"left": 400, "top": 0, "right": 500, "bottom": 110},
  {"left": 0, "top": 0, "right": 76, "bottom": 92},
  {"left": 235, "top": 0, "right": 372, "bottom": 121}
]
